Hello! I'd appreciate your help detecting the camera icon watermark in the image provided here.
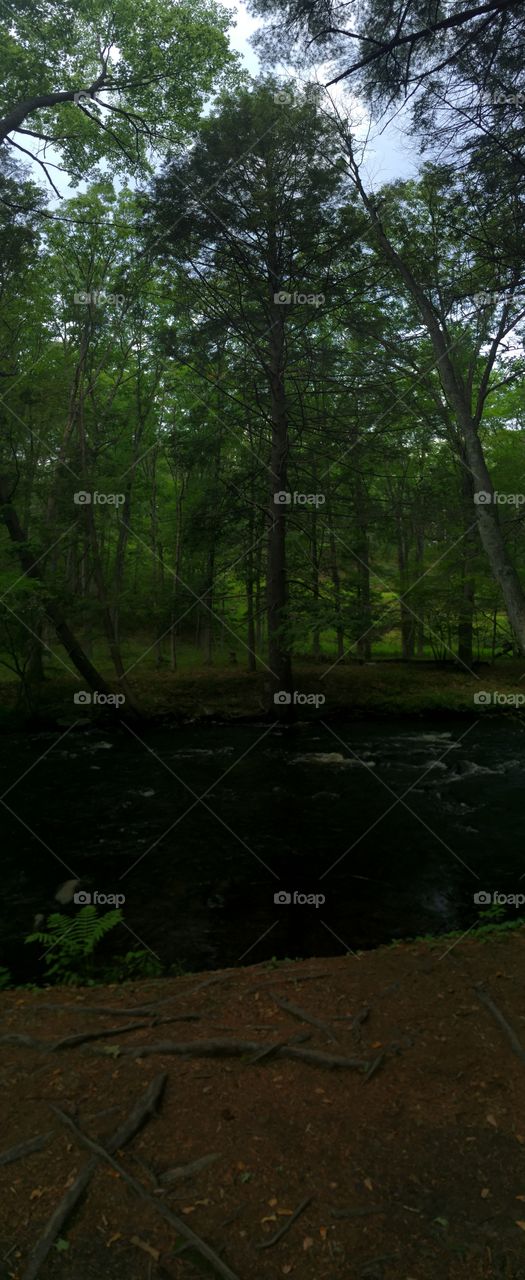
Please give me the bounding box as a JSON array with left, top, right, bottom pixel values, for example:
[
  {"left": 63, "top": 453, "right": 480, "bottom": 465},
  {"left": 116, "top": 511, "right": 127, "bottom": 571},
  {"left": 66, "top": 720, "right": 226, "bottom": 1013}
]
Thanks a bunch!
[
  {"left": 74, "top": 690, "right": 126, "bottom": 707},
  {"left": 273, "top": 491, "right": 325, "bottom": 507},
  {"left": 73, "top": 290, "right": 125, "bottom": 306},
  {"left": 274, "top": 889, "right": 325, "bottom": 907},
  {"left": 73, "top": 889, "right": 126, "bottom": 906},
  {"left": 274, "top": 290, "right": 324, "bottom": 307},
  {"left": 73, "top": 491, "right": 125, "bottom": 506},
  {"left": 473, "top": 690, "right": 525, "bottom": 707},
  {"left": 474, "top": 890, "right": 525, "bottom": 906},
  {"left": 273, "top": 85, "right": 321, "bottom": 108},
  {"left": 474, "top": 490, "right": 525, "bottom": 505},
  {"left": 274, "top": 690, "right": 325, "bottom": 708},
  {"left": 73, "top": 90, "right": 93, "bottom": 105}
]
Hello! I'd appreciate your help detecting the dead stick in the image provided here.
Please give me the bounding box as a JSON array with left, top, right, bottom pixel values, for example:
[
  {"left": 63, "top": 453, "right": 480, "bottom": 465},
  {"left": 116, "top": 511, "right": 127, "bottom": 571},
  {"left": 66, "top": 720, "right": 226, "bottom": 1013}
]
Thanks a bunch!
[
  {"left": 84, "top": 1037, "right": 368, "bottom": 1069},
  {"left": 248, "top": 1032, "right": 311, "bottom": 1064},
  {"left": 51, "top": 1021, "right": 152, "bottom": 1049},
  {"left": 160, "top": 1153, "right": 221, "bottom": 1185},
  {"left": 0, "top": 1132, "right": 54, "bottom": 1167},
  {"left": 363, "top": 1052, "right": 386, "bottom": 1082},
  {"left": 270, "top": 993, "right": 340, "bottom": 1043},
  {"left": 255, "top": 1196, "right": 313, "bottom": 1249},
  {"left": 51, "top": 1108, "right": 241, "bottom": 1280},
  {"left": 52, "top": 1016, "right": 200, "bottom": 1048},
  {"left": 475, "top": 984, "right": 525, "bottom": 1065},
  {"left": 21, "top": 1073, "right": 166, "bottom": 1280}
]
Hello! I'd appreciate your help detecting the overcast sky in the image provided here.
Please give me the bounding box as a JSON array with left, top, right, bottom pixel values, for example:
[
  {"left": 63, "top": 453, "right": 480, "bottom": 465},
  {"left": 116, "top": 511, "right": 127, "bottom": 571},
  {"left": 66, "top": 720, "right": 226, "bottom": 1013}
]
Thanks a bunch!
[{"left": 222, "top": 0, "right": 419, "bottom": 185}]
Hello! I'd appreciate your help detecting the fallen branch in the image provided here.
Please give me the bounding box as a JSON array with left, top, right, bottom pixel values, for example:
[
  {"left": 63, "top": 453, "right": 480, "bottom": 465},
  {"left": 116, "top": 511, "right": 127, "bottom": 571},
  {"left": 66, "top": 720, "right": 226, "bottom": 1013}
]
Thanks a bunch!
[
  {"left": 160, "top": 1152, "right": 221, "bottom": 1185},
  {"left": 22, "top": 1073, "right": 167, "bottom": 1280},
  {"left": 85, "top": 1037, "right": 369, "bottom": 1070},
  {"left": 255, "top": 1195, "right": 313, "bottom": 1249},
  {"left": 363, "top": 1052, "right": 386, "bottom": 1082},
  {"left": 50, "top": 1021, "right": 153, "bottom": 1050},
  {"left": 475, "top": 984, "right": 525, "bottom": 1065},
  {"left": 0, "top": 1131, "right": 54, "bottom": 1167},
  {"left": 0, "top": 1015, "right": 203, "bottom": 1054},
  {"left": 270, "top": 994, "right": 340, "bottom": 1043},
  {"left": 51, "top": 1107, "right": 241, "bottom": 1280},
  {"left": 247, "top": 1031, "right": 311, "bottom": 1064}
]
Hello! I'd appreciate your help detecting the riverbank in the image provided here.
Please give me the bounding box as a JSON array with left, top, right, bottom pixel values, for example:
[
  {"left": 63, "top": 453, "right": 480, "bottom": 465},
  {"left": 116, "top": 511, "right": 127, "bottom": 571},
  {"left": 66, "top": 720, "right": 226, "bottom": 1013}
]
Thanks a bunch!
[
  {"left": 2, "top": 660, "right": 525, "bottom": 729},
  {"left": 2, "top": 931, "right": 525, "bottom": 1279}
]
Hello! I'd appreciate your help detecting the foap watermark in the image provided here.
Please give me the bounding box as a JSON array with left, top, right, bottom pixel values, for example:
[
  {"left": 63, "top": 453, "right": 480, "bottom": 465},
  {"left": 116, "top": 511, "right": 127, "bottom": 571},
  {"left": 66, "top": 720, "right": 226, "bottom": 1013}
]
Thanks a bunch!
[
  {"left": 473, "top": 288, "right": 525, "bottom": 308},
  {"left": 473, "top": 691, "right": 525, "bottom": 707},
  {"left": 491, "top": 89, "right": 525, "bottom": 107},
  {"left": 274, "top": 690, "right": 325, "bottom": 708},
  {"left": 274, "top": 890, "right": 325, "bottom": 907},
  {"left": 274, "top": 491, "right": 325, "bottom": 507},
  {"left": 74, "top": 690, "right": 126, "bottom": 707},
  {"left": 474, "top": 891, "right": 525, "bottom": 907},
  {"left": 273, "top": 85, "right": 322, "bottom": 108},
  {"left": 74, "top": 490, "right": 125, "bottom": 506},
  {"left": 73, "top": 90, "right": 94, "bottom": 106},
  {"left": 74, "top": 290, "right": 125, "bottom": 306},
  {"left": 274, "top": 290, "right": 324, "bottom": 307},
  {"left": 474, "top": 491, "right": 525, "bottom": 506},
  {"left": 73, "top": 889, "right": 125, "bottom": 907}
]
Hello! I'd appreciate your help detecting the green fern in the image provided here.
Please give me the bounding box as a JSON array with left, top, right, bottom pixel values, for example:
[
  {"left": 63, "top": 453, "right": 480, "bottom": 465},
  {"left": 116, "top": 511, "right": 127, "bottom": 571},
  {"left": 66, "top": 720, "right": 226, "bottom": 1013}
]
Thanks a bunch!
[{"left": 25, "top": 906, "right": 123, "bottom": 984}]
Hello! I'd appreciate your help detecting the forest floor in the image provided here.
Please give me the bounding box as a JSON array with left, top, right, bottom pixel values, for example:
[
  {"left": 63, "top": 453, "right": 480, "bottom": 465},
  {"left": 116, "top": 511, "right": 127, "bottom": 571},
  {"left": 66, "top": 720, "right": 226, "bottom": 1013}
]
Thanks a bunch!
[
  {"left": 3, "top": 659, "right": 525, "bottom": 726},
  {"left": 2, "top": 931, "right": 525, "bottom": 1280}
]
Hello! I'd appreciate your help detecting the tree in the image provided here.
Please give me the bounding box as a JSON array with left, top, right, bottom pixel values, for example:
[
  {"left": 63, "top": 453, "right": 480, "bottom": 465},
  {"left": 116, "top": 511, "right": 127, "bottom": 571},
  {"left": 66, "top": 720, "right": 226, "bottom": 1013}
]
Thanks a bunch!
[
  {"left": 0, "top": 0, "right": 235, "bottom": 183},
  {"left": 146, "top": 78, "right": 351, "bottom": 708}
]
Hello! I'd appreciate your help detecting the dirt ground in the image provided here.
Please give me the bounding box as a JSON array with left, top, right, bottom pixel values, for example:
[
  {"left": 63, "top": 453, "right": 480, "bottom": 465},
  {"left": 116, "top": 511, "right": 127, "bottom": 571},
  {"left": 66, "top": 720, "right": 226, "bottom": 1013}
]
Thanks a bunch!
[{"left": 2, "top": 932, "right": 525, "bottom": 1280}]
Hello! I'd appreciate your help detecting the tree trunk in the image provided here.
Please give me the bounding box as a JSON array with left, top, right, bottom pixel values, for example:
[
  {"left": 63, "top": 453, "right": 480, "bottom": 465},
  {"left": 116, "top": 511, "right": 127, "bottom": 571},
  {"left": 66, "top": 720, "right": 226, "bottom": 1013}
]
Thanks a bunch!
[
  {"left": 0, "top": 475, "right": 113, "bottom": 697},
  {"left": 347, "top": 151, "right": 525, "bottom": 654},
  {"left": 457, "top": 460, "right": 476, "bottom": 666},
  {"left": 266, "top": 300, "right": 293, "bottom": 714}
]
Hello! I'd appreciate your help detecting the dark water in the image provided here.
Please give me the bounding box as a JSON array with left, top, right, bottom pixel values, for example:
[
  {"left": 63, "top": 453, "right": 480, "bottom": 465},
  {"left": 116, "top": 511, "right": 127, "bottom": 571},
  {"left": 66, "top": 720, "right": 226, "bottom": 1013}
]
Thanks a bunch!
[{"left": 2, "top": 716, "right": 525, "bottom": 980}]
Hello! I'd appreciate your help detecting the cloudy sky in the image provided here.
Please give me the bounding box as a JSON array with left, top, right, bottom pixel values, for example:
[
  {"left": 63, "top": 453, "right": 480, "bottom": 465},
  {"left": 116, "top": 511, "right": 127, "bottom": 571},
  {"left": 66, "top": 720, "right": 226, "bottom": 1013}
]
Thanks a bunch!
[{"left": 221, "top": 0, "right": 419, "bottom": 185}]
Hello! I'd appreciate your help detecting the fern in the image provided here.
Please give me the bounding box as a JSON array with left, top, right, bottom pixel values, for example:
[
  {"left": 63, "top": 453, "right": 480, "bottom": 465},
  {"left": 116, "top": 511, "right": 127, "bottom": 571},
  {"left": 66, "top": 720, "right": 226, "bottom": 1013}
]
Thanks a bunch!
[{"left": 25, "top": 906, "right": 123, "bottom": 984}]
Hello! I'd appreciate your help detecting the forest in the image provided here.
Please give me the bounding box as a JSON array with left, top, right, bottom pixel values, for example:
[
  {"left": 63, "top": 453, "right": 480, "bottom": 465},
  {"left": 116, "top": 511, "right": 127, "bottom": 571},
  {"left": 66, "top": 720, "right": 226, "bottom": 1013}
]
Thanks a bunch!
[
  {"left": 0, "top": 0, "right": 524, "bottom": 725},
  {"left": 2, "top": 7, "right": 525, "bottom": 1279}
]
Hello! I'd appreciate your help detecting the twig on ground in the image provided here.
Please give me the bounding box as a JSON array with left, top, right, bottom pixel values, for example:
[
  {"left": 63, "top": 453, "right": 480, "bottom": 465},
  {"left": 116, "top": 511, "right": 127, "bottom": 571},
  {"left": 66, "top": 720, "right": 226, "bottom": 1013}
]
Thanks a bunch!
[
  {"left": 50, "top": 1107, "right": 241, "bottom": 1280},
  {"left": 363, "top": 1052, "right": 386, "bottom": 1082},
  {"left": 255, "top": 1195, "right": 313, "bottom": 1249},
  {"left": 0, "top": 1132, "right": 54, "bottom": 1167},
  {"left": 84, "top": 1036, "right": 368, "bottom": 1070},
  {"left": 159, "top": 1152, "right": 221, "bottom": 1185},
  {"left": 21, "top": 1073, "right": 167, "bottom": 1280},
  {"left": 475, "top": 984, "right": 525, "bottom": 1065},
  {"left": 247, "top": 1031, "right": 311, "bottom": 1063},
  {"left": 270, "top": 994, "right": 340, "bottom": 1043}
]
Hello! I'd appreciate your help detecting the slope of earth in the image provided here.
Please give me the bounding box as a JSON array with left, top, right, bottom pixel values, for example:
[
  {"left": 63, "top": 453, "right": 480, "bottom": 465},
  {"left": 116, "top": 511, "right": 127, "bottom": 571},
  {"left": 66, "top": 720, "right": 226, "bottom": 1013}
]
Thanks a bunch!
[{"left": 1, "top": 934, "right": 525, "bottom": 1280}]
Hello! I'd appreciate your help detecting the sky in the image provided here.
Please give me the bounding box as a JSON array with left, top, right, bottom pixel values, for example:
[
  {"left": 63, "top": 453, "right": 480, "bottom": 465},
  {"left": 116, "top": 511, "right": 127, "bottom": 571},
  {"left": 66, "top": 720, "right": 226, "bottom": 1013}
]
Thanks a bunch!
[{"left": 220, "top": 0, "right": 419, "bottom": 185}]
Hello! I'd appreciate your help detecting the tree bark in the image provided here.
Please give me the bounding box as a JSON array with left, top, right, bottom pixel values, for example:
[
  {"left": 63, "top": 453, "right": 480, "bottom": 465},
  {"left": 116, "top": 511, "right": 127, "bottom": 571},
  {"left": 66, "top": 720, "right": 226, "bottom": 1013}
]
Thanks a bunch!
[{"left": 266, "top": 299, "right": 293, "bottom": 713}]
